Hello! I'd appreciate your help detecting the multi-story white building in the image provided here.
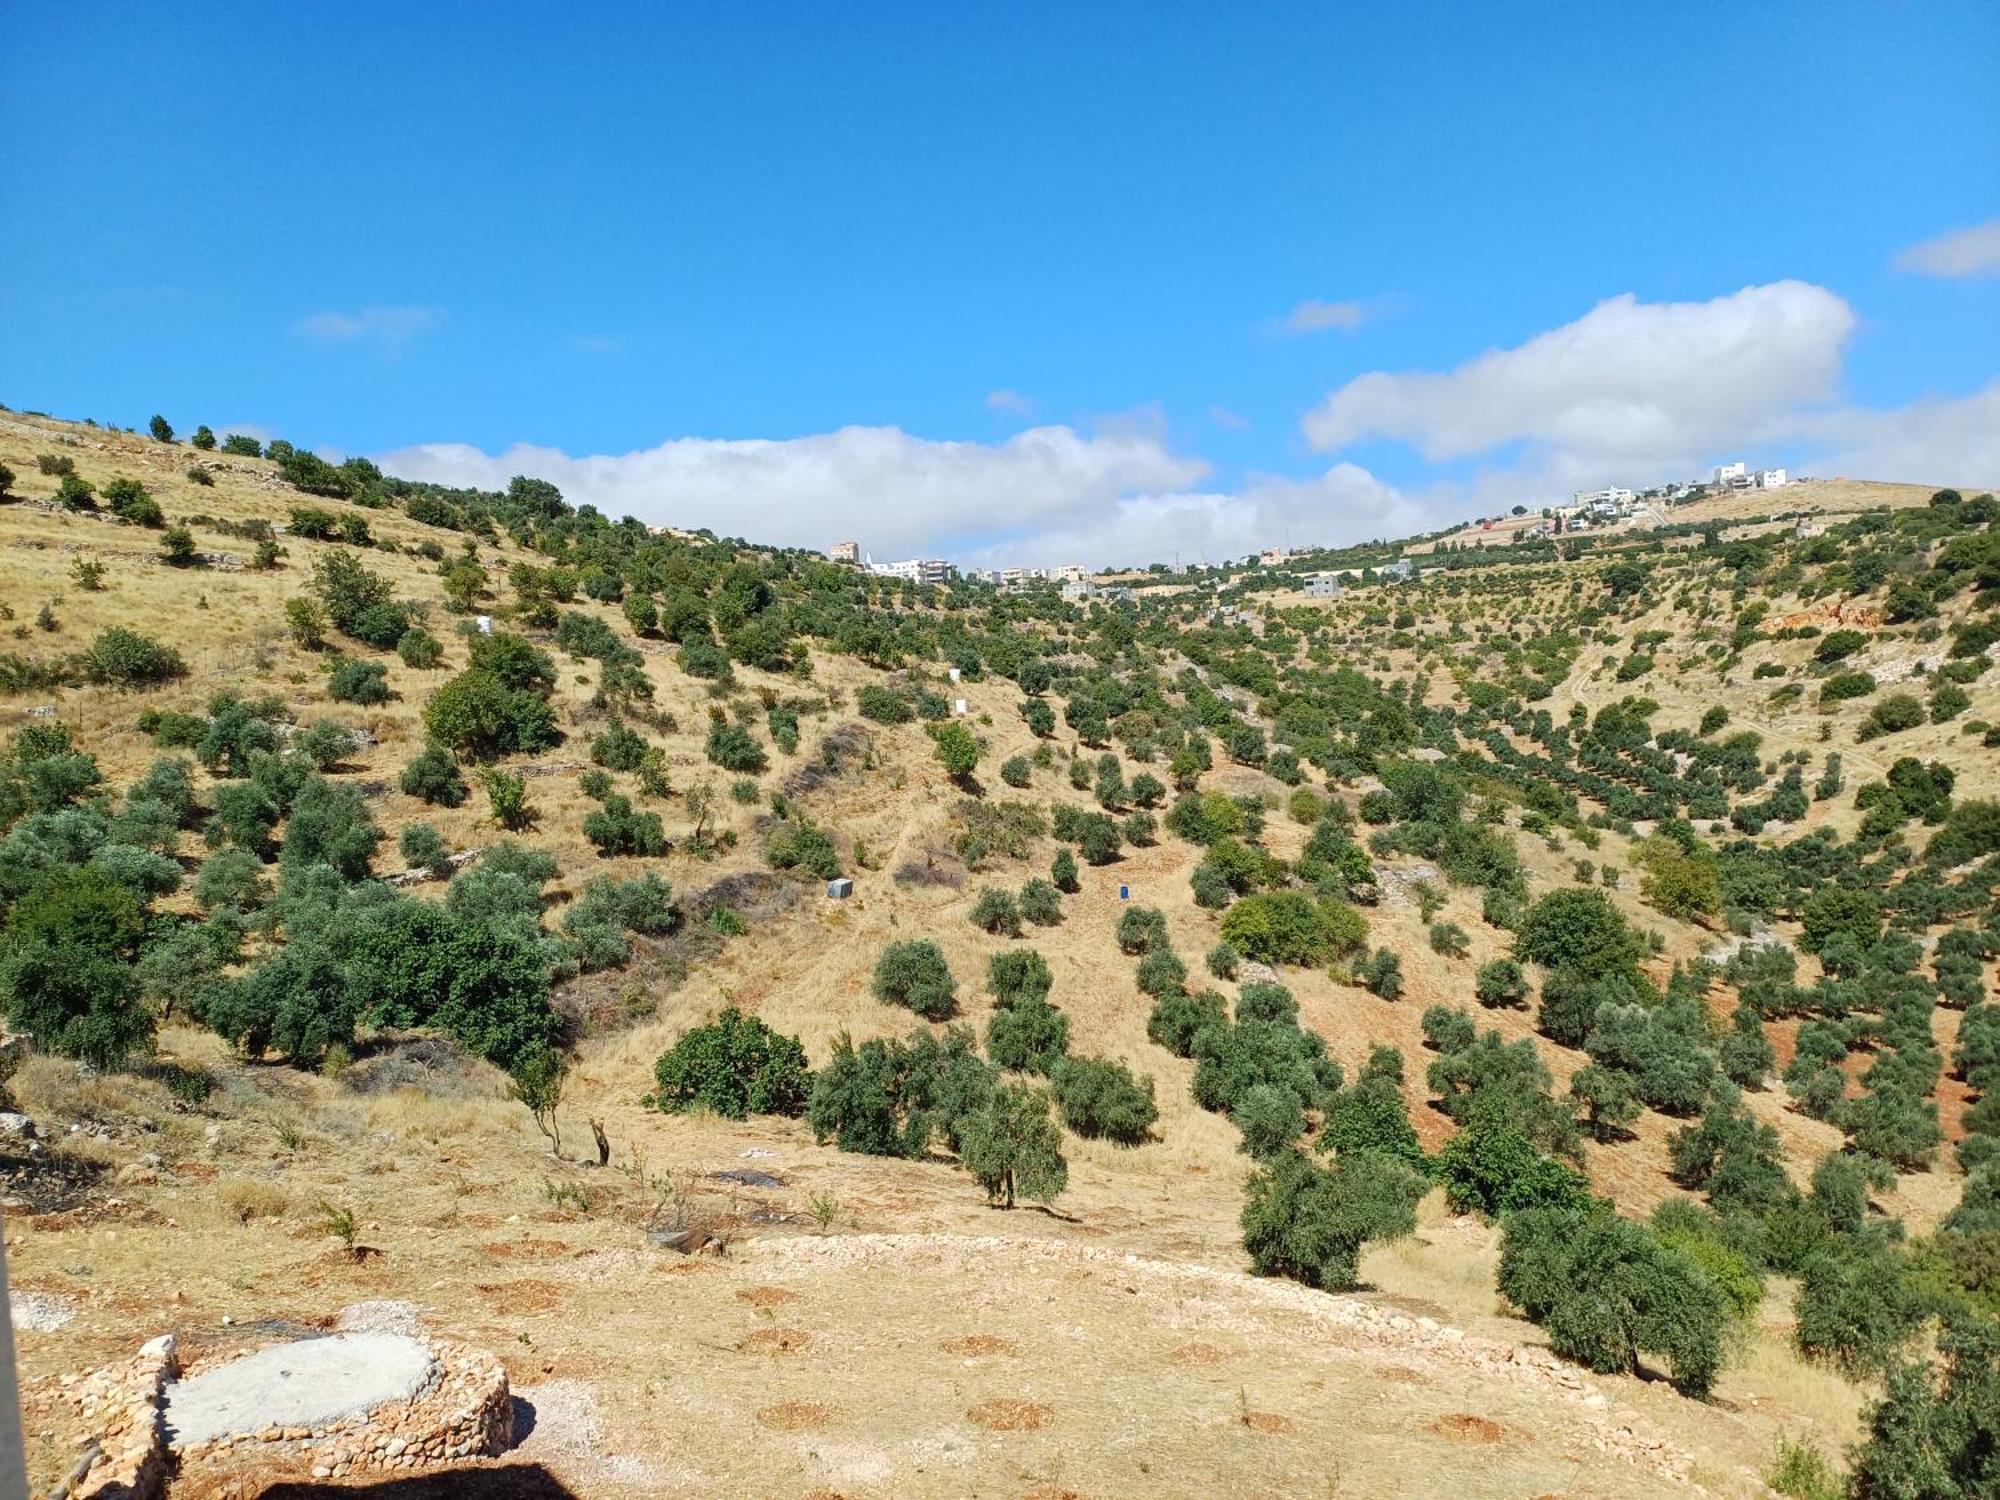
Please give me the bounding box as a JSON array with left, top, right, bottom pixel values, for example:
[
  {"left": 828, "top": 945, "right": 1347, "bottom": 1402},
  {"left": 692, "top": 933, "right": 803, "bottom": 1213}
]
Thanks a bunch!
[
  {"left": 828, "top": 540, "right": 861, "bottom": 563},
  {"left": 1713, "top": 461, "right": 1749, "bottom": 487},
  {"left": 1053, "top": 564, "right": 1089, "bottom": 584},
  {"left": 1303, "top": 572, "right": 1344, "bottom": 599},
  {"left": 1757, "top": 468, "right": 1789, "bottom": 489},
  {"left": 1573, "top": 487, "right": 1635, "bottom": 508},
  {"left": 1259, "top": 547, "right": 1288, "bottom": 567},
  {"left": 869, "top": 558, "right": 955, "bottom": 585}
]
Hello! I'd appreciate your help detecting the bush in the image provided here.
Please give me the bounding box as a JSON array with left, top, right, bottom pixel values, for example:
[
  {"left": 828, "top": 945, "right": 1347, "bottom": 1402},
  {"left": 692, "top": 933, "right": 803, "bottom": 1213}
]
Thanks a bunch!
[
  {"left": 1498, "top": 1206, "right": 1727, "bottom": 1397},
  {"left": 1820, "top": 670, "right": 1877, "bottom": 705},
  {"left": 766, "top": 819, "right": 841, "bottom": 880},
  {"left": 1000, "top": 754, "right": 1032, "bottom": 788},
  {"left": 1219, "top": 890, "right": 1366, "bottom": 966},
  {"left": 398, "top": 822, "right": 451, "bottom": 879},
  {"left": 1051, "top": 848, "right": 1080, "bottom": 893},
  {"left": 1474, "top": 957, "right": 1529, "bottom": 1008},
  {"left": 591, "top": 720, "right": 649, "bottom": 772},
  {"left": 649, "top": 1007, "right": 810, "bottom": 1118},
  {"left": 1861, "top": 694, "right": 1925, "bottom": 739},
  {"left": 1240, "top": 1149, "right": 1425, "bottom": 1291},
  {"left": 1135, "top": 946, "right": 1189, "bottom": 999},
  {"left": 958, "top": 1084, "right": 1068, "bottom": 1207},
  {"left": 1116, "top": 905, "right": 1170, "bottom": 956},
  {"left": 969, "top": 886, "right": 1023, "bottom": 937},
  {"left": 423, "top": 668, "right": 559, "bottom": 760},
  {"left": 79, "top": 628, "right": 186, "bottom": 687},
  {"left": 1847, "top": 1316, "right": 2000, "bottom": 1500},
  {"left": 399, "top": 746, "right": 468, "bottom": 807},
  {"left": 1429, "top": 920, "right": 1469, "bottom": 958},
  {"left": 397, "top": 628, "right": 445, "bottom": 668},
  {"left": 285, "top": 597, "right": 328, "bottom": 650},
  {"left": 988, "top": 948, "right": 1053, "bottom": 1006},
  {"left": 1793, "top": 1247, "right": 1930, "bottom": 1375},
  {"left": 328, "top": 657, "right": 390, "bottom": 705},
  {"left": 1421, "top": 1005, "right": 1476, "bottom": 1054},
  {"left": 1437, "top": 1120, "right": 1591, "bottom": 1218},
  {"left": 1207, "top": 941, "right": 1241, "bottom": 980},
  {"left": 0, "top": 864, "right": 155, "bottom": 1068},
  {"left": 930, "top": 720, "right": 980, "bottom": 781},
  {"left": 872, "top": 939, "right": 957, "bottom": 1019},
  {"left": 1049, "top": 1056, "right": 1157, "bottom": 1143},
  {"left": 582, "top": 793, "right": 667, "bottom": 857},
  {"left": 1235, "top": 1083, "right": 1307, "bottom": 1157},
  {"left": 481, "top": 768, "right": 532, "bottom": 830},
  {"left": 1018, "top": 876, "right": 1063, "bottom": 925},
  {"left": 1355, "top": 948, "right": 1403, "bottom": 1000},
  {"left": 1146, "top": 988, "right": 1228, "bottom": 1057},
  {"left": 705, "top": 717, "right": 767, "bottom": 773},
  {"left": 987, "top": 993, "right": 1070, "bottom": 1075}
]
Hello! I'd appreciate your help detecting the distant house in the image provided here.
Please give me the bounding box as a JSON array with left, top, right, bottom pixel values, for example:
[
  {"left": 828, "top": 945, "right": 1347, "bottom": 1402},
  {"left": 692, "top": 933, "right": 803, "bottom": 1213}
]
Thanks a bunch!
[
  {"left": 1303, "top": 572, "right": 1344, "bottom": 599},
  {"left": 1713, "top": 461, "right": 1749, "bottom": 487},
  {"left": 1053, "top": 564, "right": 1089, "bottom": 584},
  {"left": 1259, "top": 547, "right": 1288, "bottom": 567},
  {"left": 1379, "top": 559, "right": 1416, "bottom": 582},
  {"left": 828, "top": 541, "right": 861, "bottom": 563},
  {"left": 1758, "top": 468, "right": 1790, "bottom": 489}
]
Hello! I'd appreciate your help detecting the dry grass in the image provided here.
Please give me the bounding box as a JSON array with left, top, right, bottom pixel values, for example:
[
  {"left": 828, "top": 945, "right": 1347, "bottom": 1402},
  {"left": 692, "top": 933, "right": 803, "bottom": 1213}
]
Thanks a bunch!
[{"left": 216, "top": 1176, "right": 290, "bottom": 1223}]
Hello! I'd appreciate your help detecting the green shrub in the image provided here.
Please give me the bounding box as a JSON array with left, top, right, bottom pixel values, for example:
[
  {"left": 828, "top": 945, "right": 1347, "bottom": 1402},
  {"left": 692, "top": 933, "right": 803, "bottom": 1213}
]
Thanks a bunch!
[
  {"left": 1240, "top": 1149, "right": 1424, "bottom": 1291},
  {"left": 583, "top": 793, "right": 667, "bottom": 856},
  {"left": 1018, "top": 876, "right": 1063, "bottom": 926},
  {"left": 873, "top": 939, "right": 957, "bottom": 1019},
  {"left": 1474, "top": 957, "right": 1529, "bottom": 1008},
  {"left": 1146, "top": 988, "right": 1228, "bottom": 1057},
  {"left": 396, "top": 628, "right": 445, "bottom": 668},
  {"left": 958, "top": 1083, "right": 1068, "bottom": 1207},
  {"left": 1000, "top": 754, "right": 1032, "bottom": 788},
  {"left": 1206, "top": 941, "right": 1241, "bottom": 979},
  {"left": 1846, "top": 1316, "right": 2000, "bottom": 1500},
  {"left": 79, "top": 628, "right": 186, "bottom": 687},
  {"left": 1049, "top": 1056, "right": 1157, "bottom": 1144},
  {"left": 399, "top": 746, "right": 468, "bottom": 807},
  {"left": 766, "top": 819, "right": 840, "bottom": 880},
  {"left": 969, "top": 886, "right": 1023, "bottom": 937},
  {"left": 1116, "top": 905, "right": 1170, "bottom": 956},
  {"left": 1218, "top": 890, "right": 1366, "bottom": 966},
  {"left": 1051, "top": 848, "right": 1080, "bottom": 893},
  {"left": 986, "top": 993, "right": 1070, "bottom": 1075},
  {"left": 398, "top": 822, "right": 451, "bottom": 879},
  {"left": 1497, "top": 1206, "right": 1726, "bottom": 1397},
  {"left": 327, "top": 657, "right": 390, "bottom": 704},
  {"left": 1437, "top": 1120, "right": 1591, "bottom": 1218},
  {"left": 591, "top": 720, "right": 649, "bottom": 772},
  {"left": 648, "top": 1007, "right": 810, "bottom": 1118}
]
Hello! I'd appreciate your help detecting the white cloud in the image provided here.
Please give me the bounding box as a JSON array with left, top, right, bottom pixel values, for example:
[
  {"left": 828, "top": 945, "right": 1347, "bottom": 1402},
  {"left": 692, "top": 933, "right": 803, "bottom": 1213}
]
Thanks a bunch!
[
  {"left": 959, "top": 462, "right": 1428, "bottom": 572},
  {"left": 1787, "top": 380, "right": 2000, "bottom": 489},
  {"left": 1208, "top": 405, "right": 1250, "bottom": 431},
  {"left": 1282, "top": 298, "right": 1370, "bottom": 334},
  {"left": 1302, "top": 281, "right": 1855, "bottom": 486},
  {"left": 296, "top": 305, "right": 445, "bottom": 349},
  {"left": 985, "top": 389, "right": 1036, "bottom": 417},
  {"left": 375, "top": 422, "right": 1209, "bottom": 562},
  {"left": 1894, "top": 219, "right": 2000, "bottom": 279}
]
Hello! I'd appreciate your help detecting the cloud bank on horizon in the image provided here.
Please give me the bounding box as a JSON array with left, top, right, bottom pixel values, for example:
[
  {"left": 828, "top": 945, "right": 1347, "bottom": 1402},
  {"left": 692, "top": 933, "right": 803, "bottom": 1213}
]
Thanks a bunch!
[{"left": 377, "top": 279, "right": 1999, "bottom": 570}]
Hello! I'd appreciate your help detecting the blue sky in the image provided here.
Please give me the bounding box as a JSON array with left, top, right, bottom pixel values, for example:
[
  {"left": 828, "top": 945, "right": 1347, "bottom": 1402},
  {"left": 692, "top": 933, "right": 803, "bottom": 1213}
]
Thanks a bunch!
[{"left": 3, "top": 2, "right": 1996, "bottom": 566}]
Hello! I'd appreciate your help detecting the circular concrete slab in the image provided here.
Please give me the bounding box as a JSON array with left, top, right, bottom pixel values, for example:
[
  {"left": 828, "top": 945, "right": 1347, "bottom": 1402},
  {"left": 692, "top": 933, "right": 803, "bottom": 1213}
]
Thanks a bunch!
[{"left": 163, "top": 1332, "right": 437, "bottom": 1448}]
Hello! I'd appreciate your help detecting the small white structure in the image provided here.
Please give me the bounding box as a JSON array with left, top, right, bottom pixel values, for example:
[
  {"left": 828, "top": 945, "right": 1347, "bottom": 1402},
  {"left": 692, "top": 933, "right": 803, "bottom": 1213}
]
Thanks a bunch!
[
  {"left": 826, "top": 877, "right": 853, "bottom": 899},
  {"left": 474, "top": 615, "right": 493, "bottom": 635},
  {"left": 952, "top": 697, "right": 969, "bottom": 716},
  {"left": 947, "top": 667, "right": 961, "bottom": 682}
]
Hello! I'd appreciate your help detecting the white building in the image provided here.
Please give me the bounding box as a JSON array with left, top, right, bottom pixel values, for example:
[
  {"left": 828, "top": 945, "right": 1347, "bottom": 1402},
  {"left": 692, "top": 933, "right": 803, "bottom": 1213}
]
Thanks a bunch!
[
  {"left": 1303, "top": 572, "right": 1344, "bottom": 599},
  {"left": 1259, "top": 547, "right": 1288, "bottom": 567},
  {"left": 1378, "top": 559, "right": 1416, "bottom": 582},
  {"left": 1757, "top": 468, "right": 1789, "bottom": 489},
  {"left": 1573, "top": 487, "right": 1635, "bottom": 508},
  {"left": 1053, "top": 564, "right": 1089, "bottom": 584},
  {"left": 869, "top": 558, "right": 954, "bottom": 585},
  {"left": 828, "top": 540, "right": 861, "bottom": 563},
  {"left": 1713, "top": 461, "right": 1749, "bottom": 487}
]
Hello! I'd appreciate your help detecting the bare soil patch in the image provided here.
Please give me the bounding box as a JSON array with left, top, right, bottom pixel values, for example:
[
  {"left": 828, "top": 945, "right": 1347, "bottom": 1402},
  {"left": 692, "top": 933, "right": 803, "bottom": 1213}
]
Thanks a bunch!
[
  {"left": 736, "top": 1285, "right": 802, "bottom": 1308},
  {"left": 755, "top": 1399, "right": 841, "bottom": 1432},
  {"left": 1239, "top": 1411, "right": 1295, "bottom": 1435},
  {"left": 737, "top": 1326, "right": 812, "bottom": 1355},
  {"left": 940, "top": 1333, "right": 1017, "bottom": 1357},
  {"left": 1166, "top": 1342, "right": 1234, "bottom": 1367},
  {"left": 967, "top": 1398, "right": 1052, "bottom": 1432},
  {"left": 1430, "top": 1413, "right": 1508, "bottom": 1444},
  {"left": 476, "top": 1279, "right": 563, "bottom": 1314}
]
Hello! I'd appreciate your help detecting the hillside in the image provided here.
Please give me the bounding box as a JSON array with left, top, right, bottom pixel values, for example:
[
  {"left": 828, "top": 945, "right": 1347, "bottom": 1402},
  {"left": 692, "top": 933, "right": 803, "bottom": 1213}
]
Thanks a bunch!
[{"left": 1, "top": 407, "right": 1997, "bottom": 1498}]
